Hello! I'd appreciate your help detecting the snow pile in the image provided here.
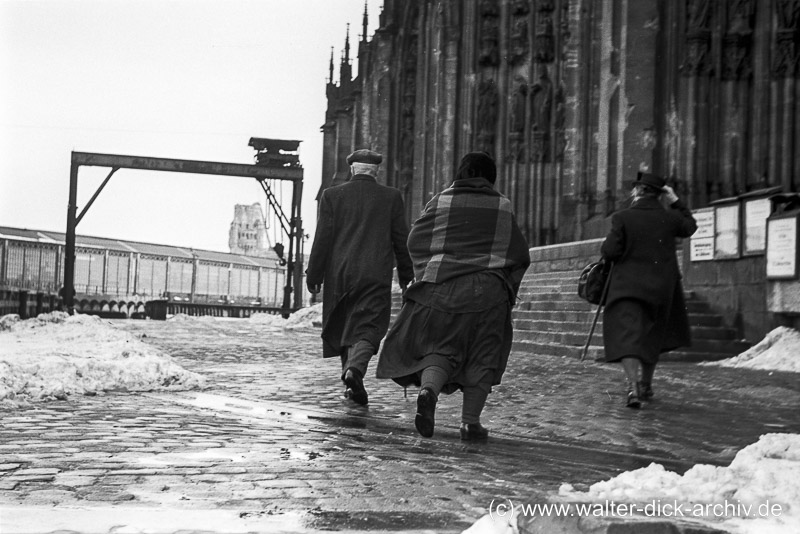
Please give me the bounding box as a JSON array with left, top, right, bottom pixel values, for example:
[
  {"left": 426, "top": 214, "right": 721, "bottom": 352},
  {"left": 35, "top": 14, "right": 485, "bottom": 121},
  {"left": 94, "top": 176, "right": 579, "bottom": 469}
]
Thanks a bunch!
[
  {"left": 284, "top": 303, "right": 322, "bottom": 330},
  {"left": 557, "top": 433, "right": 800, "bottom": 533},
  {"left": 250, "top": 303, "right": 322, "bottom": 330},
  {"left": 705, "top": 327, "right": 800, "bottom": 373},
  {"left": 249, "top": 311, "right": 288, "bottom": 327},
  {"left": 0, "top": 312, "right": 206, "bottom": 404},
  {"left": 167, "top": 313, "right": 216, "bottom": 323}
]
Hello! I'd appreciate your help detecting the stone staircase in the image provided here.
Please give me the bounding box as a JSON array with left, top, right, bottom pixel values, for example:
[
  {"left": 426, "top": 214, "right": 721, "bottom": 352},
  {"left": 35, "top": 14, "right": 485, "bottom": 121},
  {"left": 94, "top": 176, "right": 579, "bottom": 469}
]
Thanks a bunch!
[
  {"left": 389, "top": 238, "right": 751, "bottom": 362},
  {"left": 511, "top": 267, "right": 751, "bottom": 362}
]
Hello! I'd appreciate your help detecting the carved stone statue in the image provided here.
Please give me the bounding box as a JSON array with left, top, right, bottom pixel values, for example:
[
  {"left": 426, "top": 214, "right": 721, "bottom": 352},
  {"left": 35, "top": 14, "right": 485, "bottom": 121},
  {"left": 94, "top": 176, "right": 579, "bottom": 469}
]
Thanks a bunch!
[
  {"left": 509, "top": 17, "right": 530, "bottom": 64},
  {"left": 479, "top": 17, "right": 500, "bottom": 66},
  {"left": 535, "top": 14, "right": 555, "bottom": 63},
  {"left": 509, "top": 77, "right": 528, "bottom": 134},
  {"left": 508, "top": 77, "right": 528, "bottom": 162},
  {"left": 687, "top": 0, "right": 712, "bottom": 31},
  {"left": 531, "top": 68, "right": 553, "bottom": 134},
  {"left": 530, "top": 67, "right": 553, "bottom": 162},
  {"left": 477, "top": 79, "right": 499, "bottom": 153}
]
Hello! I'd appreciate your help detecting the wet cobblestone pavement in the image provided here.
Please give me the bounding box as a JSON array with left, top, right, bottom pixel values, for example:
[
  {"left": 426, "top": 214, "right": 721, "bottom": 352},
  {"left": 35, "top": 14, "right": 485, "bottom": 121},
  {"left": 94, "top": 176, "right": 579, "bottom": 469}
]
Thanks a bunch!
[{"left": 1, "top": 318, "right": 799, "bottom": 533}]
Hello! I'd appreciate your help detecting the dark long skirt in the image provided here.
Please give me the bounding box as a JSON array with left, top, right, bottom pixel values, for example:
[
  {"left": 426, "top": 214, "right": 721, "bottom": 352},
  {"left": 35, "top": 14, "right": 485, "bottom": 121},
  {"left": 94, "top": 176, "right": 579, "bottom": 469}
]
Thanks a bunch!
[
  {"left": 376, "top": 272, "right": 512, "bottom": 394},
  {"left": 602, "top": 298, "right": 668, "bottom": 364}
]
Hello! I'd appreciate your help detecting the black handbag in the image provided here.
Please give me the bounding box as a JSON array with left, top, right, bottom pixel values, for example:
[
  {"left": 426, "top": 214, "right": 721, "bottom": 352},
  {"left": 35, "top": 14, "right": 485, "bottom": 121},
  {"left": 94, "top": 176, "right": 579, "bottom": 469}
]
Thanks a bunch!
[{"left": 577, "top": 260, "right": 612, "bottom": 305}]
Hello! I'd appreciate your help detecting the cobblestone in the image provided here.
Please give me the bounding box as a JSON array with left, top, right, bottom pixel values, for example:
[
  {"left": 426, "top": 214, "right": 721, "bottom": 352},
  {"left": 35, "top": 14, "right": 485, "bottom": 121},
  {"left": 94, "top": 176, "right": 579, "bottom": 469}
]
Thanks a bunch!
[{"left": 1, "top": 318, "right": 798, "bottom": 533}]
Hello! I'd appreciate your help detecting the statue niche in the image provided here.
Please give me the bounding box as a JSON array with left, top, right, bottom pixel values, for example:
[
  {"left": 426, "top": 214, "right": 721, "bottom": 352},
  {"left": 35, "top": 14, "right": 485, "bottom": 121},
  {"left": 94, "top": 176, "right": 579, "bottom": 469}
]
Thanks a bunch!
[
  {"left": 509, "top": 18, "right": 530, "bottom": 65},
  {"left": 479, "top": 0, "right": 501, "bottom": 66},
  {"left": 534, "top": 1, "right": 555, "bottom": 63},
  {"left": 399, "top": 34, "right": 418, "bottom": 190},
  {"left": 682, "top": 0, "right": 714, "bottom": 77},
  {"left": 721, "top": 0, "right": 755, "bottom": 80},
  {"left": 476, "top": 79, "right": 499, "bottom": 154},
  {"left": 530, "top": 68, "right": 553, "bottom": 162},
  {"left": 508, "top": 77, "right": 528, "bottom": 162}
]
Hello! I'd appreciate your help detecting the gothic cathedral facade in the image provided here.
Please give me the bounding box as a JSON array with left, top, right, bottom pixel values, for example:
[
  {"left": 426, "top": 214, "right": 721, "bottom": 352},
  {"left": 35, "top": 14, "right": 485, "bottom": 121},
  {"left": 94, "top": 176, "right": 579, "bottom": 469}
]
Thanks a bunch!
[{"left": 320, "top": 0, "right": 800, "bottom": 247}]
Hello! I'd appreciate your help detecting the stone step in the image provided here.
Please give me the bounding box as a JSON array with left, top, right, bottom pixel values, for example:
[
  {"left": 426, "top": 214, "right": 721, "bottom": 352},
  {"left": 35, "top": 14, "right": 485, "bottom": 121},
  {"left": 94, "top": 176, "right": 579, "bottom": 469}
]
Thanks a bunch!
[
  {"left": 513, "top": 309, "right": 604, "bottom": 322},
  {"left": 513, "top": 308, "right": 725, "bottom": 327},
  {"left": 513, "top": 317, "right": 737, "bottom": 341},
  {"left": 688, "top": 313, "right": 725, "bottom": 327},
  {"left": 513, "top": 329, "right": 749, "bottom": 354},
  {"left": 511, "top": 339, "right": 603, "bottom": 360},
  {"left": 511, "top": 338, "right": 746, "bottom": 363}
]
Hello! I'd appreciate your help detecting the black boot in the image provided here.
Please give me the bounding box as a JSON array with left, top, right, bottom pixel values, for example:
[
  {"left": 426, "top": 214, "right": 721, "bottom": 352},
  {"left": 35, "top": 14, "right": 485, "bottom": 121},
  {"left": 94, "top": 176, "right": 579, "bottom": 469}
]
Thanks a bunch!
[
  {"left": 626, "top": 382, "right": 641, "bottom": 409},
  {"left": 415, "top": 387, "right": 437, "bottom": 437},
  {"left": 343, "top": 368, "right": 368, "bottom": 406},
  {"left": 638, "top": 380, "right": 653, "bottom": 401},
  {"left": 460, "top": 422, "right": 489, "bottom": 441}
]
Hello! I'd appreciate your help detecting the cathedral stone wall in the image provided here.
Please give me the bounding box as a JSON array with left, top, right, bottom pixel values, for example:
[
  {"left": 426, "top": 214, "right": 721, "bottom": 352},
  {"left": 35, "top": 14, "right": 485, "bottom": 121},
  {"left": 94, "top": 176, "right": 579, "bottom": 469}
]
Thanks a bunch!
[
  {"left": 323, "top": 0, "right": 799, "bottom": 246},
  {"left": 321, "top": 0, "right": 800, "bottom": 343}
]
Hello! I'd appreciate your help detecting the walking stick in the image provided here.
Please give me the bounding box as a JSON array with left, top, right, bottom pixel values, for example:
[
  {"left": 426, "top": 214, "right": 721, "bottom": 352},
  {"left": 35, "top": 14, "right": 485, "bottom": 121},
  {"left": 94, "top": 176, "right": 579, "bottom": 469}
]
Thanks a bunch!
[{"left": 580, "top": 262, "right": 614, "bottom": 362}]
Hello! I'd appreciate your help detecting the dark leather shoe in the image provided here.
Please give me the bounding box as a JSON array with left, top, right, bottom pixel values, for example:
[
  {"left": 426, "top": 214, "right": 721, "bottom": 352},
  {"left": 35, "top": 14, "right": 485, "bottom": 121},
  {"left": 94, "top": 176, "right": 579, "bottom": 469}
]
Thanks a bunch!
[
  {"left": 638, "top": 381, "right": 654, "bottom": 401},
  {"left": 343, "top": 369, "right": 368, "bottom": 406},
  {"left": 626, "top": 385, "right": 641, "bottom": 409},
  {"left": 460, "top": 423, "right": 489, "bottom": 441},
  {"left": 414, "top": 387, "right": 437, "bottom": 438}
]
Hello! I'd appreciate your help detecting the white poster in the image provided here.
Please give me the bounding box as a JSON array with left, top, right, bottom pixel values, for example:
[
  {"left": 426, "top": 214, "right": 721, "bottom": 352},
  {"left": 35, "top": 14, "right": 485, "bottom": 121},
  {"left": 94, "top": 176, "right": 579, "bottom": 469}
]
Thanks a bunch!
[
  {"left": 766, "top": 216, "right": 798, "bottom": 279},
  {"left": 714, "top": 204, "right": 740, "bottom": 259},
  {"left": 690, "top": 237, "right": 715, "bottom": 261},
  {"left": 693, "top": 208, "right": 715, "bottom": 239},
  {"left": 744, "top": 198, "right": 771, "bottom": 254}
]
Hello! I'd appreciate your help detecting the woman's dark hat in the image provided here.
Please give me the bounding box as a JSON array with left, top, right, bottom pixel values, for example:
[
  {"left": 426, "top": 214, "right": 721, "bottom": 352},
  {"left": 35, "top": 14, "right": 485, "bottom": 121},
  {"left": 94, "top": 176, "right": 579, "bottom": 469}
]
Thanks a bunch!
[
  {"left": 346, "top": 149, "right": 382, "bottom": 165},
  {"left": 635, "top": 171, "right": 665, "bottom": 189}
]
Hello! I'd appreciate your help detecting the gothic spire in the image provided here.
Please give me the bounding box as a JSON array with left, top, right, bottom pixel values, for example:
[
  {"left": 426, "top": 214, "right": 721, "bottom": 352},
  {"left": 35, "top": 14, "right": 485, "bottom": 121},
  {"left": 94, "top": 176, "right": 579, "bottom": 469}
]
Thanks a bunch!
[
  {"left": 340, "top": 24, "right": 352, "bottom": 83},
  {"left": 344, "top": 23, "right": 351, "bottom": 64},
  {"left": 329, "top": 47, "right": 334, "bottom": 84},
  {"left": 362, "top": 1, "right": 368, "bottom": 43}
]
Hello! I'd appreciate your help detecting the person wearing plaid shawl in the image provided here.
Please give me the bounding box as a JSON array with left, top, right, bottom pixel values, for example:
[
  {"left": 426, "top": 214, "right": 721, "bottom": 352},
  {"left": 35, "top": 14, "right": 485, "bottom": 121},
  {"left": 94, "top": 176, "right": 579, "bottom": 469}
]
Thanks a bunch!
[{"left": 376, "top": 152, "right": 530, "bottom": 440}]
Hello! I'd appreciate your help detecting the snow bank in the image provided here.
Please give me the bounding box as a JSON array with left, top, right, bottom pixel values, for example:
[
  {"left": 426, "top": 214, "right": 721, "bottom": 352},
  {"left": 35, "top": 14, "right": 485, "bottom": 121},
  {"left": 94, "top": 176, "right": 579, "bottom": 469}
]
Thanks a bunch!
[
  {"left": 248, "top": 311, "right": 286, "bottom": 327},
  {"left": 705, "top": 327, "right": 800, "bottom": 373},
  {"left": 283, "top": 303, "right": 322, "bottom": 330},
  {"left": 557, "top": 433, "right": 800, "bottom": 533},
  {"left": 0, "top": 312, "right": 206, "bottom": 404},
  {"left": 249, "top": 303, "right": 322, "bottom": 330},
  {"left": 166, "top": 313, "right": 217, "bottom": 323}
]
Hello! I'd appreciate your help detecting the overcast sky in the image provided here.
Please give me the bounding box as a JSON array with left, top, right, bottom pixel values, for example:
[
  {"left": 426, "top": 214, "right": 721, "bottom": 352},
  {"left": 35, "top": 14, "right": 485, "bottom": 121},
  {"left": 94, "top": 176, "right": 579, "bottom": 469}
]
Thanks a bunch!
[{"left": 0, "top": 0, "right": 381, "bottom": 252}]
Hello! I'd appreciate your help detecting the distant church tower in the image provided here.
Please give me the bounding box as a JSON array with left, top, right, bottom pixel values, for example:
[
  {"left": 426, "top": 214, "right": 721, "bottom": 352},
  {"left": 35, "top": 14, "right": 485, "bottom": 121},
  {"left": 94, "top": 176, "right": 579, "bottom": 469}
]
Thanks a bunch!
[{"left": 228, "top": 203, "right": 269, "bottom": 257}]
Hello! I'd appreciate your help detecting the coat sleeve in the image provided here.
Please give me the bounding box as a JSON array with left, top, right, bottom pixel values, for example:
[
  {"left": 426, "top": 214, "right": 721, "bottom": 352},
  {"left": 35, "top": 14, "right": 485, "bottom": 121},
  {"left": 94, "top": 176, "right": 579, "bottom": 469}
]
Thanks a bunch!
[
  {"left": 601, "top": 213, "right": 626, "bottom": 261},
  {"left": 506, "top": 212, "right": 531, "bottom": 302},
  {"left": 391, "top": 191, "right": 415, "bottom": 285},
  {"left": 305, "top": 192, "right": 334, "bottom": 286},
  {"left": 668, "top": 199, "right": 698, "bottom": 238}
]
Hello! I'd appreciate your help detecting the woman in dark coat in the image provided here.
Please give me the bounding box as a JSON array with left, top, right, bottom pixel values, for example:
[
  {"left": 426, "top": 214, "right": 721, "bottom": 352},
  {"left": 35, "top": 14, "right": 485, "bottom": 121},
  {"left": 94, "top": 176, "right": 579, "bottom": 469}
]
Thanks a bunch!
[
  {"left": 376, "top": 152, "right": 530, "bottom": 440},
  {"left": 601, "top": 172, "right": 697, "bottom": 408}
]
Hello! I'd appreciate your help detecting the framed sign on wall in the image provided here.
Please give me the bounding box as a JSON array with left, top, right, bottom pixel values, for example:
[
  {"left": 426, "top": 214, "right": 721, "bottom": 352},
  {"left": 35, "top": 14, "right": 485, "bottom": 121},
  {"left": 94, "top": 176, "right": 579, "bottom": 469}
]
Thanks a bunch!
[
  {"left": 690, "top": 208, "right": 715, "bottom": 262},
  {"left": 743, "top": 197, "right": 772, "bottom": 255},
  {"left": 714, "top": 203, "right": 740, "bottom": 259},
  {"left": 766, "top": 211, "right": 799, "bottom": 280}
]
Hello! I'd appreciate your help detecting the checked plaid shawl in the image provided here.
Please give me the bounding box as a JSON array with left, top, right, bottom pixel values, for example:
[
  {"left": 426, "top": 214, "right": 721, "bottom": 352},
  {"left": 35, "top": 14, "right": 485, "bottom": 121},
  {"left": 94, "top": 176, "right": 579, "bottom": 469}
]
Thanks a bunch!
[{"left": 407, "top": 177, "right": 530, "bottom": 295}]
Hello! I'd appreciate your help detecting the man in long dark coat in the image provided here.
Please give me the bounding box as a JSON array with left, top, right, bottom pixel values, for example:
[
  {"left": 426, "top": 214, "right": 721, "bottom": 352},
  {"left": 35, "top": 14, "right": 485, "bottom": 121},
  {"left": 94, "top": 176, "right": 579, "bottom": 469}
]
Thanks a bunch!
[
  {"left": 306, "top": 149, "right": 414, "bottom": 405},
  {"left": 601, "top": 171, "right": 697, "bottom": 408}
]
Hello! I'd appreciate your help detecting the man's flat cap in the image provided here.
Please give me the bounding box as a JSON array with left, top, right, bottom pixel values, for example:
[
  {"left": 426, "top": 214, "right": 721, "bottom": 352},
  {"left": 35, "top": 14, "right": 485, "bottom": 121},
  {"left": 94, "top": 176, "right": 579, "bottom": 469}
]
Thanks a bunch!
[{"left": 346, "top": 149, "right": 383, "bottom": 165}]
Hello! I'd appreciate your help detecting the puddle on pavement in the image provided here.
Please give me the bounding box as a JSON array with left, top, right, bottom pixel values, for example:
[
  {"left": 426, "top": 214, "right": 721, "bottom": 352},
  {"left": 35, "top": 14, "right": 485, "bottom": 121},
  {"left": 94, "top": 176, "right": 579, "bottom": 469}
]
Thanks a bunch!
[
  {"left": 3, "top": 506, "right": 475, "bottom": 534},
  {"left": 2, "top": 506, "right": 308, "bottom": 534},
  {"left": 303, "top": 509, "right": 473, "bottom": 531},
  {"left": 279, "top": 446, "right": 324, "bottom": 461}
]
